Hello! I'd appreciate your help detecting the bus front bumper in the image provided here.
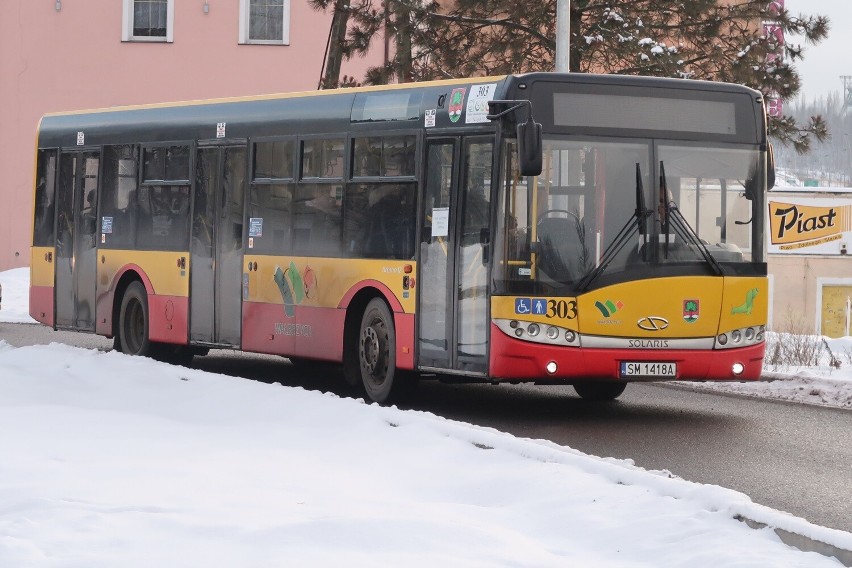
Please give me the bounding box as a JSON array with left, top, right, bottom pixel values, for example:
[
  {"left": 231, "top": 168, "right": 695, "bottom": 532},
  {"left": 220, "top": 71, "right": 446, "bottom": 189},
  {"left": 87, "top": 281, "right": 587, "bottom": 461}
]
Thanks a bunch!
[{"left": 489, "top": 323, "right": 765, "bottom": 382}]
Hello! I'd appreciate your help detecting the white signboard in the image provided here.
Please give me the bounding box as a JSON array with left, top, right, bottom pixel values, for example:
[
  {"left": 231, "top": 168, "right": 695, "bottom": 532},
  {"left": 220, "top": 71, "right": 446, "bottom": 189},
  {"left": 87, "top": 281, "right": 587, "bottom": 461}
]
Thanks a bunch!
[
  {"left": 767, "top": 196, "right": 852, "bottom": 255},
  {"left": 465, "top": 83, "right": 497, "bottom": 124}
]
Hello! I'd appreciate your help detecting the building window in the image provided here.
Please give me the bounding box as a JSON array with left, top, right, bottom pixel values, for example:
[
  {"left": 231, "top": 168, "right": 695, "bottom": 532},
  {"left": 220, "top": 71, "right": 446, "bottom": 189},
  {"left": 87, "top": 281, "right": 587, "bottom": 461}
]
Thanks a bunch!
[
  {"left": 122, "top": 0, "right": 174, "bottom": 43},
  {"left": 239, "top": 0, "right": 290, "bottom": 45}
]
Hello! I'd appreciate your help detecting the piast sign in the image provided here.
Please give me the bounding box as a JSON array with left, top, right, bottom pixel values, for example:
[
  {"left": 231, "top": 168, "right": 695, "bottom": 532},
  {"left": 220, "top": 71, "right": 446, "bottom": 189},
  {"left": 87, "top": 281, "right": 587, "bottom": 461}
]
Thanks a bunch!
[{"left": 768, "top": 197, "right": 852, "bottom": 254}]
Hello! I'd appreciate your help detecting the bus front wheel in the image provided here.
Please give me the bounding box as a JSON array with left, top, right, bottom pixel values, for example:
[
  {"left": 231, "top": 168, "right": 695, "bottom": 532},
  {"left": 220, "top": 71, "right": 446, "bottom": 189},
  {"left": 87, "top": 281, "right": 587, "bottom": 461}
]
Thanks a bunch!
[
  {"left": 118, "top": 281, "right": 152, "bottom": 357},
  {"left": 573, "top": 381, "right": 626, "bottom": 401}
]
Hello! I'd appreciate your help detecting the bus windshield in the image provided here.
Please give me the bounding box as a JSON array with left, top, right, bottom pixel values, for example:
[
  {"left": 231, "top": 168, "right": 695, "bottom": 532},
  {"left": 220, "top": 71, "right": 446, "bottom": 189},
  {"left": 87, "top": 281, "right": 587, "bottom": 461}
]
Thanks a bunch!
[{"left": 494, "top": 138, "right": 762, "bottom": 293}]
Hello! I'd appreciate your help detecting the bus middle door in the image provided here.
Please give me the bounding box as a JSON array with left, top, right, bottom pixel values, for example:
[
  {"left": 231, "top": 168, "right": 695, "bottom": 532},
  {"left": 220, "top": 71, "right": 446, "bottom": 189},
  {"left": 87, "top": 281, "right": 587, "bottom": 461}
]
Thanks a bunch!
[
  {"left": 191, "top": 145, "right": 246, "bottom": 347},
  {"left": 418, "top": 136, "right": 493, "bottom": 375}
]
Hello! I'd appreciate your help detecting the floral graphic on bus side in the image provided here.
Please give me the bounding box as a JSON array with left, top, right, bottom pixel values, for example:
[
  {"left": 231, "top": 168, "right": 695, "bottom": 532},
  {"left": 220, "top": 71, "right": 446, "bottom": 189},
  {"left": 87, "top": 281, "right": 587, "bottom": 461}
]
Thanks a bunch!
[{"left": 273, "top": 262, "right": 318, "bottom": 318}]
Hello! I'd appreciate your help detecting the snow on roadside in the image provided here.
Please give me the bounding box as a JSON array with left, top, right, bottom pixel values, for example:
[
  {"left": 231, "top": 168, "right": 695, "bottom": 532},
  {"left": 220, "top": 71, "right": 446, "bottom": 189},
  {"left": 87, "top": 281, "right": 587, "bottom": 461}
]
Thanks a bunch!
[{"left": 0, "top": 340, "right": 848, "bottom": 567}]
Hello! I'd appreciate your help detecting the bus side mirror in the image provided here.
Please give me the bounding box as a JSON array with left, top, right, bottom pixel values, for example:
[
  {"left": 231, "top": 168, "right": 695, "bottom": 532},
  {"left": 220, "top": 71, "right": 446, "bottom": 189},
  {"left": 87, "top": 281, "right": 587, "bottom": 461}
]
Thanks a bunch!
[
  {"left": 767, "top": 142, "right": 776, "bottom": 190},
  {"left": 517, "top": 117, "right": 543, "bottom": 177}
]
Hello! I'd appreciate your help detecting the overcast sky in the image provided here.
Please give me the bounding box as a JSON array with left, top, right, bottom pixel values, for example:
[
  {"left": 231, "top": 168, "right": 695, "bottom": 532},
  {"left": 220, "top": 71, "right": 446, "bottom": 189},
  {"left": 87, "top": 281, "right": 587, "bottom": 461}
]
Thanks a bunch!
[{"left": 787, "top": 0, "right": 852, "bottom": 100}]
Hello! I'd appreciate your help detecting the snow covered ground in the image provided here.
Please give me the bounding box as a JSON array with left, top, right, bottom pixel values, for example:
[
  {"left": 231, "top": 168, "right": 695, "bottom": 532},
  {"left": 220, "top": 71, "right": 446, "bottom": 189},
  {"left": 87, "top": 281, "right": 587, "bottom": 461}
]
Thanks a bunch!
[{"left": 1, "top": 267, "right": 850, "bottom": 566}]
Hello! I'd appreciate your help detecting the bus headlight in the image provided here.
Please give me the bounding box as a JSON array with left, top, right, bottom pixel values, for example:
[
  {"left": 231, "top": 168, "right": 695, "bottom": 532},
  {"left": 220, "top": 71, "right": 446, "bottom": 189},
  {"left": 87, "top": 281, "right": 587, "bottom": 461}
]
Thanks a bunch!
[
  {"left": 494, "top": 319, "right": 581, "bottom": 348},
  {"left": 716, "top": 326, "right": 766, "bottom": 349}
]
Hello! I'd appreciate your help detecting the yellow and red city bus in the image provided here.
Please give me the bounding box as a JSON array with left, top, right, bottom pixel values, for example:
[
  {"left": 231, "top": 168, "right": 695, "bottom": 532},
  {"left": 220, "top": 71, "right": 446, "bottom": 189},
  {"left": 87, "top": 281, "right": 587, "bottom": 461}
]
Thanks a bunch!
[{"left": 30, "top": 73, "right": 772, "bottom": 403}]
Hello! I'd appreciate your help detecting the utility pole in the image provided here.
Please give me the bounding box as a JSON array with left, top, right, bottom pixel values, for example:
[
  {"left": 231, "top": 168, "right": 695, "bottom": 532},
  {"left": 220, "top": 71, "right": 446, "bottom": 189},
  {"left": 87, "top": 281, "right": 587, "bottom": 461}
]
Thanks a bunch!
[
  {"left": 842, "top": 76, "right": 852, "bottom": 112},
  {"left": 555, "top": 0, "right": 569, "bottom": 72}
]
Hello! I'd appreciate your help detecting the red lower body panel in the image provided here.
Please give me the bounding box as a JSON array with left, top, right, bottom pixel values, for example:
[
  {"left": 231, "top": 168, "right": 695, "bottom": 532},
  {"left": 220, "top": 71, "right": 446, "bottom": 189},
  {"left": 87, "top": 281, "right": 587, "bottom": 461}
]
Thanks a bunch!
[
  {"left": 489, "top": 323, "right": 765, "bottom": 382},
  {"left": 394, "top": 313, "right": 415, "bottom": 371},
  {"left": 242, "top": 302, "right": 345, "bottom": 361},
  {"left": 240, "top": 302, "right": 414, "bottom": 369},
  {"left": 148, "top": 295, "right": 189, "bottom": 345},
  {"left": 29, "top": 286, "right": 54, "bottom": 327}
]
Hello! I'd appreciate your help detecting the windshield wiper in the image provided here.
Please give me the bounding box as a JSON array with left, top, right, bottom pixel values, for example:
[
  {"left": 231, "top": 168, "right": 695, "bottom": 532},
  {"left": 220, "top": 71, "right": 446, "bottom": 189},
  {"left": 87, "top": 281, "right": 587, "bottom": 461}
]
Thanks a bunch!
[
  {"left": 659, "top": 161, "right": 723, "bottom": 275},
  {"left": 578, "top": 163, "right": 650, "bottom": 291}
]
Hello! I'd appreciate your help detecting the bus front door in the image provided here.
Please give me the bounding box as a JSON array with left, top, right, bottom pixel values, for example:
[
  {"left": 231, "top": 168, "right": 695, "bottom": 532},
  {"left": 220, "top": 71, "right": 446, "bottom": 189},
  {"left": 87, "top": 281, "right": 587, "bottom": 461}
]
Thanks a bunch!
[
  {"left": 418, "top": 137, "right": 493, "bottom": 374},
  {"left": 55, "top": 150, "right": 99, "bottom": 331},
  {"left": 190, "top": 146, "right": 246, "bottom": 347}
]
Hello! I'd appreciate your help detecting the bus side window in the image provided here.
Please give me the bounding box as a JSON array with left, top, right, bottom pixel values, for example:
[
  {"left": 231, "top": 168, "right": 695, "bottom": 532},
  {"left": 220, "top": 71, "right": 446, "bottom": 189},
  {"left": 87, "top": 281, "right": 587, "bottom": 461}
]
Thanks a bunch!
[
  {"left": 138, "top": 185, "right": 190, "bottom": 249},
  {"left": 346, "top": 183, "right": 415, "bottom": 259},
  {"left": 33, "top": 149, "right": 58, "bottom": 247},
  {"left": 293, "top": 183, "right": 342, "bottom": 256},
  {"left": 249, "top": 183, "right": 293, "bottom": 253},
  {"left": 137, "top": 145, "right": 190, "bottom": 251}
]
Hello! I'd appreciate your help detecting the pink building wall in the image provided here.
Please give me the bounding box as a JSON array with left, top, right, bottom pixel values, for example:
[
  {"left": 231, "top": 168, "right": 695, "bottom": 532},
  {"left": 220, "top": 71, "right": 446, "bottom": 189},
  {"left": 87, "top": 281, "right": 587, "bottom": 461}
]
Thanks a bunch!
[{"left": 0, "top": 1, "right": 383, "bottom": 270}]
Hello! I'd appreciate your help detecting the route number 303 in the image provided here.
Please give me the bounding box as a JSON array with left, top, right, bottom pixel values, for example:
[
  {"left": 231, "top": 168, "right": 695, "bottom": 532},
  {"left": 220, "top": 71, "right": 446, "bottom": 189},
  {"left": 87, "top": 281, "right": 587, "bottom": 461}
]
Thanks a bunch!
[{"left": 548, "top": 299, "right": 577, "bottom": 320}]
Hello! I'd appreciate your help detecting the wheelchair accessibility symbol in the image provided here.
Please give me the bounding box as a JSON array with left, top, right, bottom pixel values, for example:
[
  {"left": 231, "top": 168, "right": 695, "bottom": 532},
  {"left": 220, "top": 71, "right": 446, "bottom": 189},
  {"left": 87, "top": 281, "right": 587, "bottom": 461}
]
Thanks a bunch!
[{"left": 515, "top": 298, "right": 532, "bottom": 314}]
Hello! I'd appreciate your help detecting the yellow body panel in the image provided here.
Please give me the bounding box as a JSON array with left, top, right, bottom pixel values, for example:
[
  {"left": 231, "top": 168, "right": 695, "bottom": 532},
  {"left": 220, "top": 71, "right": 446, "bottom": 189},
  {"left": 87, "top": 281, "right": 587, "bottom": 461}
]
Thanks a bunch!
[
  {"left": 99, "top": 250, "right": 189, "bottom": 297},
  {"left": 718, "top": 277, "right": 768, "bottom": 332},
  {"left": 491, "top": 295, "right": 580, "bottom": 330},
  {"left": 244, "top": 255, "right": 415, "bottom": 312},
  {"left": 30, "top": 247, "right": 55, "bottom": 287},
  {"left": 492, "top": 276, "right": 767, "bottom": 337},
  {"left": 580, "top": 277, "right": 723, "bottom": 337}
]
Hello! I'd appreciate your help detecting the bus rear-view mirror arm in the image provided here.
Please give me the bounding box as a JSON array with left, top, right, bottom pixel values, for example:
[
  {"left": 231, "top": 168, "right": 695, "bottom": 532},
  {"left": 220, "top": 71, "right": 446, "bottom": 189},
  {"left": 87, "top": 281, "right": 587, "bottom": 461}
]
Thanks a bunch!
[{"left": 488, "top": 100, "right": 543, "bottom": 177}]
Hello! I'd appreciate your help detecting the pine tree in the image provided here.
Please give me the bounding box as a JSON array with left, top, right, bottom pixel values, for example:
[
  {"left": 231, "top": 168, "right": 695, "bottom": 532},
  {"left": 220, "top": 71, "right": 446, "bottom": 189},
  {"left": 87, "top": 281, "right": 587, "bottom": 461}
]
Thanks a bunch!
[{"left": 312, "top": 0, "right": 829, "bottom": 151}]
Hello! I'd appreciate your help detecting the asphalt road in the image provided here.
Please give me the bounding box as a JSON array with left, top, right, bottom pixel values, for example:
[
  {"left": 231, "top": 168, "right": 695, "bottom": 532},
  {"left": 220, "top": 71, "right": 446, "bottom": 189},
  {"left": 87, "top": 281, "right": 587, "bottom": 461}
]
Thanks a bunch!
[{"left": 2, "top": 321, "right": 851, "bottom": 534}]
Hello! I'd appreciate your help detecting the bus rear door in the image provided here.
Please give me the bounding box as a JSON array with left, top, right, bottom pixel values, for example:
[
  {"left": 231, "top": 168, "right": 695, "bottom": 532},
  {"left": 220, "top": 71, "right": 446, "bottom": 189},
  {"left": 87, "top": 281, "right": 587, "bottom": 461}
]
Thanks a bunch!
[
  {"left": 418, "top": 136, "right": 493, "bottom": 375},
  {"left": 55, "top": 150, "right": 100, "bottom": 331}
]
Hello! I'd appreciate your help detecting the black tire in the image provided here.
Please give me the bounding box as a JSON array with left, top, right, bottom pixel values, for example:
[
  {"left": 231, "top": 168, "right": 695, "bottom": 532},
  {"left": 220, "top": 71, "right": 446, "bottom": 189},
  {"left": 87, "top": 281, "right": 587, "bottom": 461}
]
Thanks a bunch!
[
  {"left": 573, "top": 381, "right": 627, "bottom": 401},
  {"left": 118, "top": 281, "right": 153, "bottom": 357},
  {"left": 356, "top": 298, "right": 407, "bottom": 404}
]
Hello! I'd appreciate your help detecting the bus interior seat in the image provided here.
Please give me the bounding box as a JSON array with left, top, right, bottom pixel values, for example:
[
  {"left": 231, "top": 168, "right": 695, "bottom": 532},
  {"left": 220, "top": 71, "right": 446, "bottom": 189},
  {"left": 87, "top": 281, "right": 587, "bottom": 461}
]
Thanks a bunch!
[{"left": 536, "top": 216, "right": 586, "bottom": 282}]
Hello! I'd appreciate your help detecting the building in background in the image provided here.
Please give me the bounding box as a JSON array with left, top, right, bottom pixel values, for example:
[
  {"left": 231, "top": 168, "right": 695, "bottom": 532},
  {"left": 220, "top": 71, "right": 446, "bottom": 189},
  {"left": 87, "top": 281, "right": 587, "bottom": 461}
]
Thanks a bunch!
[
  {"left": 767, "top": 186, "right": 852, "bottom": 337},
  {"left": 0, "top": 0, "right": 383, "bottom": 270}
]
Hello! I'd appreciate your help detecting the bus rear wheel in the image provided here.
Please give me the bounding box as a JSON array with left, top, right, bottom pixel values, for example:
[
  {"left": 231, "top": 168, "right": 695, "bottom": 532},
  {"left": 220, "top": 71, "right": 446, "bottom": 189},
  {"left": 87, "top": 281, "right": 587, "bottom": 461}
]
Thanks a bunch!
[
  {"left": 573, "top": 381, "right": 626, "bottom": 401},
  {"left": 118, "top": 281, "right": 152, "bottom": 357},
  {"left": 357, "top": 298, "right": 400, "bottom": 404}
]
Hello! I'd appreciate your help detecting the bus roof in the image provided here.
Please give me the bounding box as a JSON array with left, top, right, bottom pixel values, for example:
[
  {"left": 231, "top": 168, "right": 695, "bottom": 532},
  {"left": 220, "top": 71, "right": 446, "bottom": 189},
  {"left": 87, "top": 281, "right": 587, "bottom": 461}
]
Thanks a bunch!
[{"left": 37, "top": 73, "right": 764, "bottom": 148}]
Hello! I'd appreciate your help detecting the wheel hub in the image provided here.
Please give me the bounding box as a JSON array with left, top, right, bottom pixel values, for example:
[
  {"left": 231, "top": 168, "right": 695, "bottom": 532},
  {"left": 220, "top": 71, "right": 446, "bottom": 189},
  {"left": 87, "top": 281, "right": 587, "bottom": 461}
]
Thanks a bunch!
[{"left": 360, "top": 326, "right": 380, "bottom": 375}]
